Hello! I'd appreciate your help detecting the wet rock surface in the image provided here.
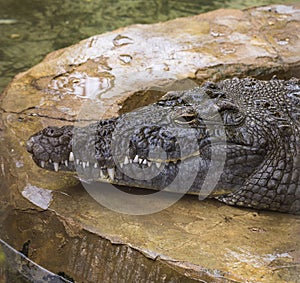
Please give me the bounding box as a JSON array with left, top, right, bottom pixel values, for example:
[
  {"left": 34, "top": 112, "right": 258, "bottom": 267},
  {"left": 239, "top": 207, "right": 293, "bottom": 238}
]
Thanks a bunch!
[{"left": 0, "top": 4, "right": 300, "bottom": 282}]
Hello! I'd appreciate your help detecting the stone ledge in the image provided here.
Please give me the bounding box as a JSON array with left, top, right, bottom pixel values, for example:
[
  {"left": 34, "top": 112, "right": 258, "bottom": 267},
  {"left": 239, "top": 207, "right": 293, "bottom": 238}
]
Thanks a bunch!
[{"left": 0, "top": 4, "right": 300, "bottom": 282}]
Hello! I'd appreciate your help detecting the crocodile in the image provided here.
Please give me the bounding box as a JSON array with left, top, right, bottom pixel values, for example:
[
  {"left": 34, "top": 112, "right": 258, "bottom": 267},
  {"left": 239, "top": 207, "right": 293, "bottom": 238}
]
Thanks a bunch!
[{"left": 26, "top": 77, "right": 300, "bottom": 214}]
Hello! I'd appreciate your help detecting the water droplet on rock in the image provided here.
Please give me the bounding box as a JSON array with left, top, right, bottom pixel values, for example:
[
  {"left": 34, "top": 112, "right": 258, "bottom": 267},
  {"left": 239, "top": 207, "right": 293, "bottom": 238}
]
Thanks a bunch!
[
  {"left": 113, "top": 34, "right": 134, "bottom": 47},
  {"left": 119, "top": 54, "right": 132, "bottom": 64},
  {"left": 220, "top": 46, "right": 236, "bottom": 55},
  {"left": 277, "top": 39, "right": 289, "bottom": 46},
  {"left": 210, "top": 31, "right": 224, "bottom": 37}
]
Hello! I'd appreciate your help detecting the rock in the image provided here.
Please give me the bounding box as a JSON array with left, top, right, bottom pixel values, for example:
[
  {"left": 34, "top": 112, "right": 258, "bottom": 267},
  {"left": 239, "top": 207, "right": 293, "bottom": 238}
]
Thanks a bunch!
[{"left": 0, "top": 4, "right": 300, "bottom": 282}]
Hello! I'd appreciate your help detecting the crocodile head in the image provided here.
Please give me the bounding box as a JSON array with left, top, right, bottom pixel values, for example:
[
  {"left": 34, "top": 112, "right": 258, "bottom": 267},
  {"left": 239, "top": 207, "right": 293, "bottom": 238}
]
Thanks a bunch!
[{"left": 27, "top": 77, "right": 300, "bottom": 213}]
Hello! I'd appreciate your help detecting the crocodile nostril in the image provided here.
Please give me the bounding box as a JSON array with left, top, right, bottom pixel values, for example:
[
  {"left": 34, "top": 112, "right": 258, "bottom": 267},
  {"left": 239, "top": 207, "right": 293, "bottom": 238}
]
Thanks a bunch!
[{"left": 43, "top": 126, "right": 64, "bottom": 137}]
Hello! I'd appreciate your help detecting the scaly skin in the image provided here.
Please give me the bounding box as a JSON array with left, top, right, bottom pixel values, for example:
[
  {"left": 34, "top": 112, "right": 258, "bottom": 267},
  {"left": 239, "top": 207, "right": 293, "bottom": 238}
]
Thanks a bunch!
[{"left": 27, "top": 77, "right": 300, "bottom": 213}]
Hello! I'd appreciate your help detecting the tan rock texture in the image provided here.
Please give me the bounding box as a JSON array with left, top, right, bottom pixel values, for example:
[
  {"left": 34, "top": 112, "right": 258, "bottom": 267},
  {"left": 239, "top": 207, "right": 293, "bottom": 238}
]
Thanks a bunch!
[{"left": 0, "top": 4, "right": 300, "bottom": 282}]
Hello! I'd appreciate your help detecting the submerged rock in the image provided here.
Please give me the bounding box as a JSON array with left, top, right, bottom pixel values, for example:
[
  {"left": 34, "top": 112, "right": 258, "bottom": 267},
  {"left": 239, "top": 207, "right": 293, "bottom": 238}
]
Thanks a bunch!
[{"left": 0, "top": 4, "right": 300, "bottom": 282}]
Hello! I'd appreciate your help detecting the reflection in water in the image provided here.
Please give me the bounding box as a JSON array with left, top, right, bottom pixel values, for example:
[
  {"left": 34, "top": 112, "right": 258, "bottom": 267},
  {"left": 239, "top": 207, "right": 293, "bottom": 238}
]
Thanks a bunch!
[
  {"left": 49, "top": 72, "right": 112, "bottom": 98},
  {"left": 0, "top": 0, "right": 293, "bottom": 93}
]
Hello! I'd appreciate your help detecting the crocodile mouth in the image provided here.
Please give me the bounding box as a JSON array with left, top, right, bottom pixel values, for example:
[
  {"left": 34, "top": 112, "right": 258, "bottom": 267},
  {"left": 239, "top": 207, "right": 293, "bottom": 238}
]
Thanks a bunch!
[
  {"left": 64, "top": 153, "right": 211, "bottom": 196},
  {"left": 27, "top": 126, "right": 262, "bottom": 199},
  {"left": 26, "top": 142, "right": 207, "bottom": 182},
  {"left": 26, "top": 123, "right": 213, "bottom": 192}
]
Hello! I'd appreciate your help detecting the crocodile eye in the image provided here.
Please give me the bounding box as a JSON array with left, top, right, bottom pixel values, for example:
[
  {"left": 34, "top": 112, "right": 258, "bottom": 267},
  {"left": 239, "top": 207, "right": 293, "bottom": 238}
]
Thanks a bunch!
[
  {"left": 222, "top": 111, "right": 244, "bottom": 126},
  {"left": 217, "top": 100, "right": 244, "bottom": 126},
  {"left": 42, "top": 126, "right": 64, "bottom": 137},
  {"left": 174, "top": 112, "right": 197, "bottom": 125}
]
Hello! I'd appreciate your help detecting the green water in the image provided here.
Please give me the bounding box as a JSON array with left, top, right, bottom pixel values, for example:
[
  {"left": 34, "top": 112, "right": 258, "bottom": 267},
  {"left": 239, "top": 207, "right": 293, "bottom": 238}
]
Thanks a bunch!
[{"left": 0, "top": 0, "right": 297, "bottom": 93}]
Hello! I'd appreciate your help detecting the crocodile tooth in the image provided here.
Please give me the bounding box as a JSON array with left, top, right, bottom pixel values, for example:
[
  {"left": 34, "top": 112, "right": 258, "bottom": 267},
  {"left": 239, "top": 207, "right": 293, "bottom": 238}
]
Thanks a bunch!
[
  {"left": 133, "top": 155, "right": 139, "bottom": 163},
  {"left": 64, "top": 160, "right": 68, "bottom": 167},
  {"left": 86, "top": 161, "right": 89, "bottom": 167},
  {"left": 147, "top": 161, "right": 152, "bottom": 167},
  {"left": 124, "top": 156, "right": 130, "bottom": 165},
  {"left": 76, "top": 159, "right": 80, "bottom": 165},
  {"left": 41, "top": 161, "right": 45, "bottom": 168},
  {"left": 139, "top": 158, "right": 143, "bottom": 164},
  {"left": 156, "top": 162, "right": 161, "bottom": 168},
  {"left": 107, "top": 168, "right": 115, "bottom": 180},
  {"left": 119, "top": 162, "right": 124, "bottom": 168},
  {"left": 49, "top": 159, "right": 52, "bottom": 163},
  {"left": 54, "top": 162, "right": 59, "bottom": 172},
  {"left": 142, "top": 159, "right": 148, "bottom": 165},
  {"left": 69, "top": 152, "right": 74, "bottom": 162},
  {"left": 94, "top": 163, "right": 98, "bottom": 168},
  {"left": 82, "top": 162, "right": 86, "bottom": 169}
]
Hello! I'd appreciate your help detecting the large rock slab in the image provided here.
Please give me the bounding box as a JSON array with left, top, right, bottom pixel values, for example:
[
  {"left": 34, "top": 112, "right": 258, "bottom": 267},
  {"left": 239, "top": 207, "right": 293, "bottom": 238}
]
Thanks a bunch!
[{"left": 0, "top": 4, "right": 300, "bottom": 282}]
